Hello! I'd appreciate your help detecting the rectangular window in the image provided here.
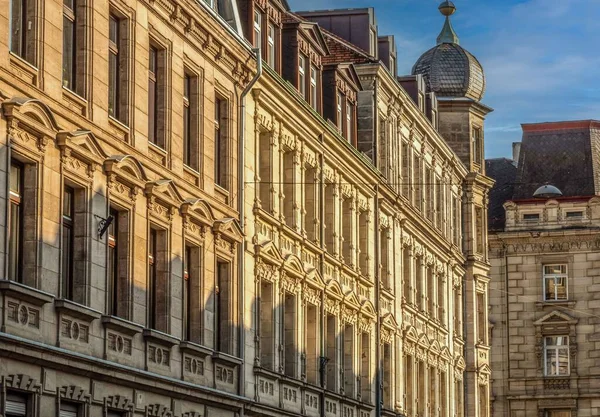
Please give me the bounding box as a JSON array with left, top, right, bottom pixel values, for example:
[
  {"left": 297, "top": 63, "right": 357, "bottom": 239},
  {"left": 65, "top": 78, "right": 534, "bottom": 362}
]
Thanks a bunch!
[
  {"left": 382, "top": 343, "right": 392, "bottom": 408},
  {"left": 8, "top": 161, "right": 23, "bottom": 282},
  {"left": 543, "top": 264, "right": 568, "bottom": 301},
  {"left": 566, "top": 211, "right": 583, "bottom": 219},
  {"left": 214, "top": 95, "right": 229, "bottom": 189},
  {"left": 108, "top": 13, "right": 128, "bottom": 123},
  {"left": 298, "top": 55, "right": 306, "bottom": 98},
  {"left": 62, "top": 186, "right": 75, "bottom": 300},
  {"left": 267, "top": 23, "right": 275, "bottom": 67},
  {"left": 62, "top": 0, "right": 77, "bottom": 91},
  {"left": 310, "top": 66, "right": 317, "bottom": 109},
  {"left": 305, "top": 303, "right": 319, "bottom": 385},
  {"left": 6, "top": 391, "right": 28, "bottom": 417},
  {"left": 183, "top": 245, "right": 191, "bottom": 341},
  {"left": 523, "top": 213, "right": 540, "bottom": 223},
  {"left": 360, "top": 332, "right": 370, "bottom": 402},
  {"left": 324, "top": 182, "right": 335, "bottom": 253},
  {"left": 304, "top": 165, "right": 318, "bottom": 242},
  {"left": 405, "top": 355, "right": 414, "bottom": 415},
  {"left": 259, "top": 281, "right": 274, "bottom": 370},
  {"left": 478, "top": 385, "right": 488, "bottom": 417},
  {"left": 342, "top": 197, "right": 352, "bottom": 263},
  {"left": 346, "top": 102, "right": 352, "bottom": 142},
  {"left": 182, "top": 73, "right": 199, "bottom": 169},
  {"left": 475, "top": 207, "right": 484, "bottom": 254},
  {"left": 427, "top": 266, "right": 434, "bottom": 316},
  {"left": 148, "top": 227, "right": 169, "bottom": 332},
  {"left": 380, "top": 228, "right": 390, "bottom": 290},
  {"left": 258, "top": 132, "right": 272, "bottom": 211},
  {"left": 401, "top": 142, "right": 410, "bottom": 198},
  {"left": 107, "top": 412, "right": 125, "bottom": 417},
  {"left": 343, "top": 324, "right": 355, "bottom": 397},
  {"left": 455, "top": 379, "right": 463, "bottom": 417},
  {"left": 337, "top": 92, "right": 343, "bottom": 130},
  {"left": 216, "top": 260, "right": 232, "bottom": 353},
  {"left": 472, "top": 127, "right": 482, "bottom": 166},
  {"left": 10, "top": 0, "right": 32, "bottom": 61},
  {"left": 282, "top": 151, "right": 295, "bottom": 228},
  {"left": 326, "top": 314, "right": 337, "bottom": 390},
  {"left": 544, "top": 336, "right": 570, "bottom": 376},
  {"left": 284, "top": 293, "right": 297, "bottom": 377},
  {"left": 59, "top": 402, "right": 80, "bottom": 417},
  {"left": 148, "top": 45, "right": 158, "bottom": 145},
  {"left": 477, "top": 292, "right": 486, "bottom": 343},
  {"left": 546, "top": 411, "right": 571, "bottom": 417},
  {"left": 253, "top": 10, "right": 261, "bottom": 49},
  {"left": 358, "top": 211, "right": 369, "bottom": 275},
  {"left": 403, "top": 248, "right": 411, "bottom": 304}
]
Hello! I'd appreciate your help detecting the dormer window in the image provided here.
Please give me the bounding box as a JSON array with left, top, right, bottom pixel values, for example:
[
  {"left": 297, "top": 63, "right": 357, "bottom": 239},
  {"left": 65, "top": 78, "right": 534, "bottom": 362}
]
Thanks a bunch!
[
  {"left": 253, "top": 10, "right": 262, "bottom": 49},
  {"left": 267, "top": 23, "right": 275, "bottom": 67},
  {"left": 335, "top": 91, "right": 354, "bottom": 143},
  {"left": 337, "top": 91, "right": 343, "bottom": 128},
  {"left": 566, "top": 211, "right": 583, "bottom": 220},
  {"left": 346, "top": 102, "right": 352, "bottom": 142},
  {"left": 523, "top": 213, "right": 540, "bottom": 223},
  {"left": 298, "top": 54, "right": 306, "bottom": 98},
  {"left": 310, "top": 66, "right": 317, "bottom": 109}
]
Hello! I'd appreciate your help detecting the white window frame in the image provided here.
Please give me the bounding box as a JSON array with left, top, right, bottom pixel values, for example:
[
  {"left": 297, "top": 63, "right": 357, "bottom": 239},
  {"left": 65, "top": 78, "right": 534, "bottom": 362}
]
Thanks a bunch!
[
  {"left": 253, "top": 10, "right": 262, "bottom": 49},
  {"left": 544, "top": 335, "right": 570, "bottom": 376},
  {"left": 337, "top": 92, "right": 343, "bottom": 130},
  {"left": 298, "top": 55, "right": 306, "bottom": 98},
  {"left": 543, "top": 264, "right": 568, "bottom": 301},
  {"left": 267, "top": 23, "right": 275, "bottom": 67},
  {"left": 346, "top": 102, "right": 352, "bottom": 142},
  {"left": 310, "top": 65, "right": 317, "bottom": 109}
]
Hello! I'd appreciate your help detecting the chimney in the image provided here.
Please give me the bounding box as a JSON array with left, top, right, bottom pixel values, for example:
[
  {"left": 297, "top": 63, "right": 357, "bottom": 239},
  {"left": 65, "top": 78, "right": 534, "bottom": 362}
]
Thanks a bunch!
[{"left": 512, "top": 142, "right": 521, "bottom": 166}]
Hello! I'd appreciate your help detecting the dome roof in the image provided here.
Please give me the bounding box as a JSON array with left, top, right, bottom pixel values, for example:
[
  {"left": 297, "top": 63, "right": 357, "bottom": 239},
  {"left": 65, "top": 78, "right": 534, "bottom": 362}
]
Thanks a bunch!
[{"left": 411, "top": 2, "right": 486, "bottom": 101}]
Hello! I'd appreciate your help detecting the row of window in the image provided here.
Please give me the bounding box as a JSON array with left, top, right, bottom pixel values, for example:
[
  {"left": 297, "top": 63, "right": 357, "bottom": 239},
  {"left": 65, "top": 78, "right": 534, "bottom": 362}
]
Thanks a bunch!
[
  {"left": 9, "top": 159, "right": 235, "bottom": 354},
  {"left": 10, "top": 1, "right": 231, "bottom": 189},
  {"left": 4, "top": 391, "right": 123, "bottom": 417}
]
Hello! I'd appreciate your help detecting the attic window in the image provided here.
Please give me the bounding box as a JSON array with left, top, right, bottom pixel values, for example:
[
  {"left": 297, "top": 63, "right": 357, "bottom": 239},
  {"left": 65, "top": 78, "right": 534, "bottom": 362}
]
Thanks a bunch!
[
  {"left": 523, "top": 213, "right": 540, "bottom": 222},
  {"left": 566, "top": 211, "right": 583, "bottom": 219}
]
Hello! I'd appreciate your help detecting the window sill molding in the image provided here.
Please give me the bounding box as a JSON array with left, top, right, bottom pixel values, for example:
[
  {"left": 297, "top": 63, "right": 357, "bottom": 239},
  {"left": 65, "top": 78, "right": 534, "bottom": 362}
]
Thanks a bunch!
[
  {"left": 101, "top": 315, "right": 144, "bottom": 336},
  {"left": 142, "top": 328, "right": 180, "bottom": 347},
  {"left": 212, "top": 351, "right": 243, "bottom": 367},
  {"left": 62, "top": 87, "right": 88, "bottom": 116},
  {"left": 0, "top": 280, "right": 54, "bottom": 306},
  {"left": 179, "top": 341, "right": 213, "bottom": 357},
  {"left": 253, "top": 366, "right": 282, "bottom": 380},
  {"left": 55, "top": 299, "right": 102, "bottom": 322},
  {"left": 536, "top": 300, "right": 576, "bottom": 310}
]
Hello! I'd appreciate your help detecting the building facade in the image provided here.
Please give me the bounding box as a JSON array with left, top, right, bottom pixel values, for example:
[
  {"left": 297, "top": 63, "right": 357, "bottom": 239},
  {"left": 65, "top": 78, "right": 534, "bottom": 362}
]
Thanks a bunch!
[
  {"left": 0, "top": 0, "right": 492, "bottom": 417},
  {"left": 488, "top": 121, "right": 600, "bottom": 417}
]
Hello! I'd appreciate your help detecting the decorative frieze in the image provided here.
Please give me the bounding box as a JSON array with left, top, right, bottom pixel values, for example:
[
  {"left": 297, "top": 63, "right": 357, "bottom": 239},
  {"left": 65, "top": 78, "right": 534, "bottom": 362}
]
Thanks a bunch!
[
  {"left": 61, "top": 318, "right": 89, "bottom": 343},
  {"left": 7, "top": 301, "right": 39, "bottom": 328},
  {"left": 184, "top": 356, "right": 205, "bottom": 376},
  {"left": 107, "top": 332, "right": 132, "bottom": 355},
  {"left": 148, "top": 345, "right": 170, "bottom": 366},
  {"left": 215, "top": 365, "right": 234, "bottom": 384}
]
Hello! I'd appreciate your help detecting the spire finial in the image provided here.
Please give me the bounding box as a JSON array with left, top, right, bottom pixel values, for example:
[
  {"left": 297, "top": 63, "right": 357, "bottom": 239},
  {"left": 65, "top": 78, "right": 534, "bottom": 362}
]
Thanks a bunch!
[{"left": 436, "top": 1, "right": 460, "bottom": 45}]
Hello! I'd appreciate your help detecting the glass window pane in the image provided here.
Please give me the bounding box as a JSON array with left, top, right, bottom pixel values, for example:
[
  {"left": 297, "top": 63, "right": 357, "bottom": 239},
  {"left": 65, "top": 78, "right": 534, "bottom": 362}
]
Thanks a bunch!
[
  {"left": 9, "top": 202, "right": 21, "bottom": 281},
  {"left": 109, "top": 52, "right": 118, "bottom": 117},
  {"left": 10, "top": 163, "right": 21, "bottom": 194},
  {"left": 109, "top": 15, "right": 118, "bottom": 44},
  {"left": 63, "top": 16, "right": 75, "bottom": 89},
  {"left": 10, "top": 0, "right": 24, "bottom": 56}
]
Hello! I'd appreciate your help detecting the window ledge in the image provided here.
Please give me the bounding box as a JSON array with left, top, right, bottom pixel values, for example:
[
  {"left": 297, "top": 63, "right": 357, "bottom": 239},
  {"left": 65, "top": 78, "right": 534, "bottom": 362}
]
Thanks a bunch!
[
  {"left": 9, "top": 52, "right": 38, "bottom": 77},
  {"left": 55, "top": 299, "right": 102, "bottom": 322},
  {"left": 101, "top": 315, "right": 144, "bottom": 336},
  {"left": 536, "top": 301, "right": 575, "bottom": 310},
  {"left": 253, "top": 366, "right": 281, "bottom": 380},
  {"left": 142, "top": 328, "right": 180, "bottom": 347},
  {"left": 179, "top": 340, "right": 213, "bottom": 357},
  {"left": 62, "top": 87, "right": 87, "bottom": 106},
  {"left": 0, "top": 280, "right": 54, "bottom": 306},
  {"left": 212, "top": 351, "right": 243, "bottom": 366}
]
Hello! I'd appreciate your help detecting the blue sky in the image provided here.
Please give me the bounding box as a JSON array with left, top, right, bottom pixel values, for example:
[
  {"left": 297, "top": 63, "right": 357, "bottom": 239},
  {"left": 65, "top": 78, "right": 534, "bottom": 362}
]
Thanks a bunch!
[{"left": 288, "top": 0, "right": 600, "bottom": 158}]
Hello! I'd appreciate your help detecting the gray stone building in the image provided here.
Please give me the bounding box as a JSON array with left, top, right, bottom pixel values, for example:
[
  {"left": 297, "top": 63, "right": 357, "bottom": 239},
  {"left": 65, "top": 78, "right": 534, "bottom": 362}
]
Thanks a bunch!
[{"left": 488, "top": 120, "right": 600, "bottom": 417}]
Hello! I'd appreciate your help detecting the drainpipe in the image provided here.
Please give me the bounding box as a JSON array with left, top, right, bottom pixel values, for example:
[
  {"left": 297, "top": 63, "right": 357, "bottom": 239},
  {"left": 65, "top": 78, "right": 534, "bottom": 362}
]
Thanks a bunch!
[
  {"left": 4, "top": 138, "right": 11, "bottom": 281},
  {"left": 238, "top": 48, "right": 262, "bottom": 407},
  {"left": 319, "top": 148, "right": 326, "bottom": 417}
]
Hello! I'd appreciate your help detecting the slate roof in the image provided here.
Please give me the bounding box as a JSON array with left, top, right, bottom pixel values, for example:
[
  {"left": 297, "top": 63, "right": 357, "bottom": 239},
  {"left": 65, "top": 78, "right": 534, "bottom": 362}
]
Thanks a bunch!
[
  {"left": 486, "top": 158, "right": 517, "bottom": 231},
  {"left": 513, "top": 121, "right": 600, "bottom": 199},
  {"left": 412, "top": 43, "right": 485, "bottom": 101}
]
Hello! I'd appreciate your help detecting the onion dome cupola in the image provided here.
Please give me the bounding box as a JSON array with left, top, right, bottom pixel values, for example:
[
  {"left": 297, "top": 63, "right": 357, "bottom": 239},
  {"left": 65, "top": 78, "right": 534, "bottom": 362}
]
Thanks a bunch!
[{"left": 412, "top": 1, "right": 486, "bottom": 101}]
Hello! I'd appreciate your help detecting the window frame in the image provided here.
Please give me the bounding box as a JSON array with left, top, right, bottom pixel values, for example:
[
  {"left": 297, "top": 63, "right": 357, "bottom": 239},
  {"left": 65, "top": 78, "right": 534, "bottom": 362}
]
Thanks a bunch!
[
  {"left": 62, "top": 0, "right": 77, "bottom": 91},
  {"left": 309, "top": 65, "right": 317, "bottom": 109},
  {"left": 543, "top": 264, "right": 568, "bottom": 302},
  {"left": 544, "top": 335, "right": 570, "bottom": 376},
  {"left": 61, "top": 185, "right": 75, "bottom": 300},
  {"left": 8, "top": 160, "right": 24, "bottom": 283},
  {"left": 253, "top": 10, "right": 262, "bottom": 49},
  {"left": 267, "top": 23, "right": 275, "bottom": 67},
  {"left": 148, "top": 44, "right": 159, "bottom": 146},
  {"left": 214, "top": 93, "right": 229, "bottom": 190},
  {"left": 5, "top": 390, "right": 30, "bottom": 417},
  {"left": 298, "top": 54, "right": 306, "bottom": 98}
]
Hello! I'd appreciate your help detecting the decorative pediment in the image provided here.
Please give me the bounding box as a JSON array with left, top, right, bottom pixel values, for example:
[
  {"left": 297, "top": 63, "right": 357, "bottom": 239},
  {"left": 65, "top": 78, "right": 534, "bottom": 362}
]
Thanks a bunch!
[
  {"left": 3, "top": 97, "right": 60, "bottom": 134},
  {"left": 298, "top": 22, "right": 329, "bottom": 56},
  {"left": 145, "top": 179, "right": 184, "bottom": 208},
  {"left": 417, "top": 334, "right": 431, "bottom": 349},
  {"left": 478, "top": 363, "right": 491, "bottom": 375},
  {"left": 325, "top": 279, "right": 343, "bottom": 301},
  {"left": 343, "top": 291, "right": 361, "bottom": 310},
  {"left": 381, "top": 312, "right": 398, "bottom": 331},
  {"left": 180, "top": 198, "right": 215, "bottom": 226},
  {"left": 59, "top": 385, "right": 90, "bottom": 403},
  {"left": 255, "top": 241, "right": 284, "bottom": 266},
  {"left": 440, "top": 346, "right": 452, "bottom": 362},
  {"left": 305, "top": 269, "right": 326, "bottom": 289},
  {"left": 104, "top": 155, "right": 148, "bottom": 187},
  {"left": 57, "top": 130, "right": 107, "bottom": 163},
  {"left": 454, "top": 355, "right": 466, "bottom": 371},
  {"left": 429, "top": 340, "right": 441, "bottom": 355},
  {"left": 534, "top": 310, "right": 578, "bottom": 327},
  {"left": 359, "top": 300, "right": 376, "bottom": 319},
  {"left": 213, "top": 218, "right": 244, "bottom": 243},
  {"left": 403, "top": 326, "right": 418, "bottom": 343},
  {"left": 283, "top": 254, "right": 305, "bottom": 278},
  {"left": 105, "top": 395, "right": 134, "bottom": 411}
]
